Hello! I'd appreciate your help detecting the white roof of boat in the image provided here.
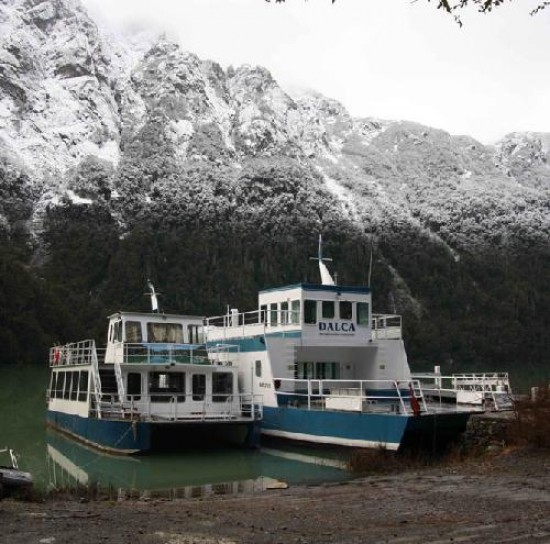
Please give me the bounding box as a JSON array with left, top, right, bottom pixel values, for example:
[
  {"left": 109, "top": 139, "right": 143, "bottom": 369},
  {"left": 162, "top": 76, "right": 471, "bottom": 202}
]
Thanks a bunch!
[{"left": 108, "top": 311, "right": 205, "bottom": 320}]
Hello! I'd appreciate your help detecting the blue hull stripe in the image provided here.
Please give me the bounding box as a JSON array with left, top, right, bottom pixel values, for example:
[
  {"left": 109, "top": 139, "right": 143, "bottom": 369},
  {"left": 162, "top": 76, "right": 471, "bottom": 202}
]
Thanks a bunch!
[
  {"left": 261, "top": 406, "right": 409, "bottom": 450},
  {"left": 47, "top": 410, "right": 151, "bottom": 453},
  {"left": 47, "top": 411, "right": 260, "bottom": 453}
]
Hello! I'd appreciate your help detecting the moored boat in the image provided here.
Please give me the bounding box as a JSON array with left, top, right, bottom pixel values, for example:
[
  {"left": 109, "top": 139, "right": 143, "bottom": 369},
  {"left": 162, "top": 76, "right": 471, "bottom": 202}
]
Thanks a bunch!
[
  {"left": 204, "top": 237, "right": 512, "bottom": 451},
  {"left": 46, "top": 284, "right": 263, "bottom": 454},
  {"left": 0, "top": 448, "right": 32, "bottom": 499}
]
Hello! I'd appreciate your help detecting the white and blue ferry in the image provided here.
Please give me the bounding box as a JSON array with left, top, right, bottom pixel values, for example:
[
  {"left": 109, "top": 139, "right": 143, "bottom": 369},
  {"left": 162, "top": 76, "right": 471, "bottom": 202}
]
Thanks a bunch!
[
  {"left": 46, "top": 284, "right": 263, "bottom": 454},
  {"left": 205, "top": 238, "right": 512, "bottom": 451}
]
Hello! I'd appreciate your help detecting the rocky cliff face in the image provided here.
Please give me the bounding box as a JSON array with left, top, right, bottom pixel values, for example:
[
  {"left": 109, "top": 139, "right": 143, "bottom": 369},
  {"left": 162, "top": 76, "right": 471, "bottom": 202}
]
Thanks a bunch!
[{"left": 1, "top": 0, "right": 549, "bottom": 226}]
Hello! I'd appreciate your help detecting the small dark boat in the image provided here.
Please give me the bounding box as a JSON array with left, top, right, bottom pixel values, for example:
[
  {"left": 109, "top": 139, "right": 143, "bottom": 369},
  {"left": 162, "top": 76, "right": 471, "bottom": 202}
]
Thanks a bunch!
[{"left": 0, "top": 448, "right": 33, "bottom": 499}]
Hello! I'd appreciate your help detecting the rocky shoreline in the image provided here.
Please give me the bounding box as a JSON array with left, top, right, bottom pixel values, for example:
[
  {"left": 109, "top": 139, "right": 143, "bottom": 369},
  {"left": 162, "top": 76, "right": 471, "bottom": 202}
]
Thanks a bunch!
[
  {"left": 3, "top": 414, "right": 550, "bottom": 543},
  {"left": 3, "top": 447, "right": 550, "bottom": 542}
]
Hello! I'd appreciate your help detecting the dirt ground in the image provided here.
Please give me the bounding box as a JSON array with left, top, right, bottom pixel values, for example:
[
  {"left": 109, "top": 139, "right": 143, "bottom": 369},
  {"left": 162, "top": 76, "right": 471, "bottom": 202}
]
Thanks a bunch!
[{"left": 2, "top": 448, "right": 550, "bottom": 544}]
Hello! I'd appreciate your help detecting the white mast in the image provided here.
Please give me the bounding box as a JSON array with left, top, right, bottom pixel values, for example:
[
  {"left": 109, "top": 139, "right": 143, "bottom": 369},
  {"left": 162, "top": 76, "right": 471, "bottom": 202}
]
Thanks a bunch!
[
  {"left": 311, "top": 235, "right": 335, "bottom": 286},
  {"left": 146, "top": 280, "right": 160, "bottom": 313}
]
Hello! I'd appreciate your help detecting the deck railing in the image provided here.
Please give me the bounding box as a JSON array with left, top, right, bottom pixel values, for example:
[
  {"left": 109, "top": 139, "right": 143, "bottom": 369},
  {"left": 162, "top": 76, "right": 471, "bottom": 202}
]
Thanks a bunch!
[
  {"left": 206, "top": 309, "right": 301, "bottom": 341},
  {"left": 411, "top": 371, "right": 513, "bottom": 410},
  {"left": 120, "top": 343, "right": 211, "bottom": 365},
  {"left": 371, "top": 314, "right": 402, "bottom": 339},
  {"left": 274, "top": 378, "right": 426, "bottom": 416},
  {"left": 49, "top": 340, "right": 96, "bottom": 367},
  {"left": 88, "top": 392, "right": 263, "bottom": 422}
]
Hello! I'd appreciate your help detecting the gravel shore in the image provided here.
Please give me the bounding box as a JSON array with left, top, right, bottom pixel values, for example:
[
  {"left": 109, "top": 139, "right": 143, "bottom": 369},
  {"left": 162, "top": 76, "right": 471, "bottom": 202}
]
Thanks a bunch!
[{"left": 2, "top": 447, "right": 550, "bottom": 544}]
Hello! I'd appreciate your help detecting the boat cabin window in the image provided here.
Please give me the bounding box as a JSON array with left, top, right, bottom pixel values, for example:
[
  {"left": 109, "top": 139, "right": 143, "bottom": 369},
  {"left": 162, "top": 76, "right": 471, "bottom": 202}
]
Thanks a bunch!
[
  {"left": 260, "top": 305, "right": 267, "bottom": 324},
  {"left": 192, "top": 374, "right": 206, "bottom": 401},
  {"left": 149, "top": 372, "right": 185, "bottom": 402},
  {"left": 291, "top": 300, "right": 300, "bottom": 324},
  {"left": 54, "top": 372, "right": 64, "bottom": 399},
  {"left": 357, "top": 302, "right": 370, "bottom": 325},
  {"left": 269, "top": 303, "right": 278, "bottom": 326},
  {"left": 127, "top": 372, "right": 141, "bottom": 401},
  {"left": 296, "top": 362, "right": 340, "bottom": 380},
  {"left": 63, "top": 372, "right": 71, "bottom": 400},
  {"left": 78, "top": 371, "right": 88, "bottom": 402},
  {"left": 49, "top": 372, "right": 57, "bottom": 398},
  {"left": 111, "top": 320, "right": 123, "bottom": 343},
  {"left": 147, "top": 322, "right": 184, "bottom": 343},
  {"left": 70, "top": 372, "right": 79, "bottom": 401},
  {"left": 255, "top": 360, "right": 262, "bottom": 378},
  {"left": 322, "top": 301, "right": 335, "bottom": 319},
  {"left": 340, "top": 301, "right": 352, "bottom": 320},
  {"left": 187, "top": 325, "right": 203, "bottom": 344},
  {"left": 281, "top": 301, "right": 288, "bottom": 325},
  {"left": 213, "top": 373, "right": 233, "bottom": 402},
  {"left": 125, "top": 321, "right": 143, "bottom": 343},
  {"left": 304, "top": 300, "right": 317, "bottom": 324},
  {"left": 55, "top": 372, "right": 65, "bottom": 399}
]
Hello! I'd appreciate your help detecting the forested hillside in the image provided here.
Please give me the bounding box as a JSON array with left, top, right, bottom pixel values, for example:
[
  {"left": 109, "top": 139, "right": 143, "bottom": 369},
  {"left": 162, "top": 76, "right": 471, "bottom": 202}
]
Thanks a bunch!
[{"left": 0, "top": 0, "right": 549, "bottom": 383}]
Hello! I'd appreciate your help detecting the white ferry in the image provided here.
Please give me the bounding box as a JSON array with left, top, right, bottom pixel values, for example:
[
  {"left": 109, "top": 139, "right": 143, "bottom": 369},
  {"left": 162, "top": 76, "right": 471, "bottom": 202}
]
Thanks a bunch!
[
  {"left": 204, "top": 238, "right": 512, "bottom": 451},
  {"left": 46, "top": 284, "right": 263, "bottom": 454}
]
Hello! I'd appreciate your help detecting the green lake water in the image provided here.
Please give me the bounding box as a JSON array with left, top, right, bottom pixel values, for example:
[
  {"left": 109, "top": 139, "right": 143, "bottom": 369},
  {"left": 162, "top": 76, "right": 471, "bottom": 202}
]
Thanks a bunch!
[{"left": 0, "top": 364, "right": 351, "bottom": 495}]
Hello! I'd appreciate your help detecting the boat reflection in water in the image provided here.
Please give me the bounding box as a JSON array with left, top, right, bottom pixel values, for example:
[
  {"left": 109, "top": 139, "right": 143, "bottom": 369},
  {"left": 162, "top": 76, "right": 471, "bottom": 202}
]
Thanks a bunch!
[{"left": 46, "top": 431, "right": 350, "bottom": 498}]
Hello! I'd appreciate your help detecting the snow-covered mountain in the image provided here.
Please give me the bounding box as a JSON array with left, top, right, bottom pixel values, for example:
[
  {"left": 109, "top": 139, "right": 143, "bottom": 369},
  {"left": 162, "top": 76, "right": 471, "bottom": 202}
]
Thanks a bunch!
[{"left": 1, "top": 0, "right": 549, "bottom": 248}]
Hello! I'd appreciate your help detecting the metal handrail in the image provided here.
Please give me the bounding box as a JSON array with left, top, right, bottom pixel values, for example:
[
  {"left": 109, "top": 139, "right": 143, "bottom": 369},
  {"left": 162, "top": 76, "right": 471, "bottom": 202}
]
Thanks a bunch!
[
  {"left": 274, "top": 378, "right": 423, "bottom": 415},
  {"left": 118, "top": 343, "right": 210, "bottom": 365},
  {"left": 87, "top": 392, "right": 263, "bottom": 422},
  {"left": 49, "top": 340, "right": 96, "bottom": 367}
]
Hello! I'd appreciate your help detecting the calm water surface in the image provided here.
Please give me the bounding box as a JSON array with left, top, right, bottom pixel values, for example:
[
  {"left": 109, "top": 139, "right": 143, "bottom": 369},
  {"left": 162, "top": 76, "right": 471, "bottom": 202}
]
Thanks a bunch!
[{"left": 1, "top": 363, "right": 351, "bottom": 494}]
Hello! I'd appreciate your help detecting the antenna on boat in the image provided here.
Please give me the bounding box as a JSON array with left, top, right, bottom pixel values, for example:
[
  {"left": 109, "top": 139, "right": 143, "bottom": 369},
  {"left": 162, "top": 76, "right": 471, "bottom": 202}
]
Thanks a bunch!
[
  {"left": 146, "top": 279, "right": 160, "bottom": 313},
  {"left": 367, "top": 234, "right": 374, "bottom": 288},
  {"left": 310, "top": 234, "right": 335, "bottom": 286}
]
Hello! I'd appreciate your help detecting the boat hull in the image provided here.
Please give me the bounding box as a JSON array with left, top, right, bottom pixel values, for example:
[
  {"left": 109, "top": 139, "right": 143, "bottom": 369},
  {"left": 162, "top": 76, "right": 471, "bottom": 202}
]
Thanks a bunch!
[
  {"left": 47, "top": 410, "right": 261, "bottom": 454},
  {"left": 400, "top": 410, "right": 472, "bottom": 451},
  {"left": 0, "top": 468, "right": 33, "bottom": 499},
  {"left": 261, "top": 406, "right": 410, "bottom": 451},
  {"left": 261, "top": 407, "right": 474, "bottom": 451}
]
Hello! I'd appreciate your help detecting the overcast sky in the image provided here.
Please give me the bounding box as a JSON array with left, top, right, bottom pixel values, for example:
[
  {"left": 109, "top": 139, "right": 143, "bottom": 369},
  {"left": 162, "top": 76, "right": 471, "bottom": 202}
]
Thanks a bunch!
[{"left": 81, "top": 0, "right": 550, "bottom": 144}]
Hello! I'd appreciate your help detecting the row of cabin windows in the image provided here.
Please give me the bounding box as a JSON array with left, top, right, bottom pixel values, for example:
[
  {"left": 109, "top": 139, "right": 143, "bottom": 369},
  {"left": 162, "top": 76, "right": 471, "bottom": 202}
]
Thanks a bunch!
[
  {"left": 50, "top": 371, "right": 89, "bottom": 401},
  {"left": 110, "top": 321, "right": 203, "bottom": 344},
  {"left": 260, "top": 300, "right": 370, "bottom": 326},
  {"left": 254, "top": 360, "right": 340, "bottom": 380},
  {"left": 304, "top": 300, "right": 369, "bottom": 325},
  {"left": 260, "top": 300, "right": 301, "bottom": 326},
  {"left": 50, "top": 370, "right": 233, "bottom": 404},
  {"left": 127, "top": 371, "right": 234, "bottom": 403},
  {"left": 295, "top": 362, "right": 341, "bottom": 380}
]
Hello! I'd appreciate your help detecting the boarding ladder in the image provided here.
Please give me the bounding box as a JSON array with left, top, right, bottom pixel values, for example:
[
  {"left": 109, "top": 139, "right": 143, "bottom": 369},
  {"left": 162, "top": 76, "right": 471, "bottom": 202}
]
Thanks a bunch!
[
  {"left": 90, "top": 341, "right": 103, "bottom": 419},
  {"left": 394, "top": 379, "right": 428, "bottom": 415}
]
